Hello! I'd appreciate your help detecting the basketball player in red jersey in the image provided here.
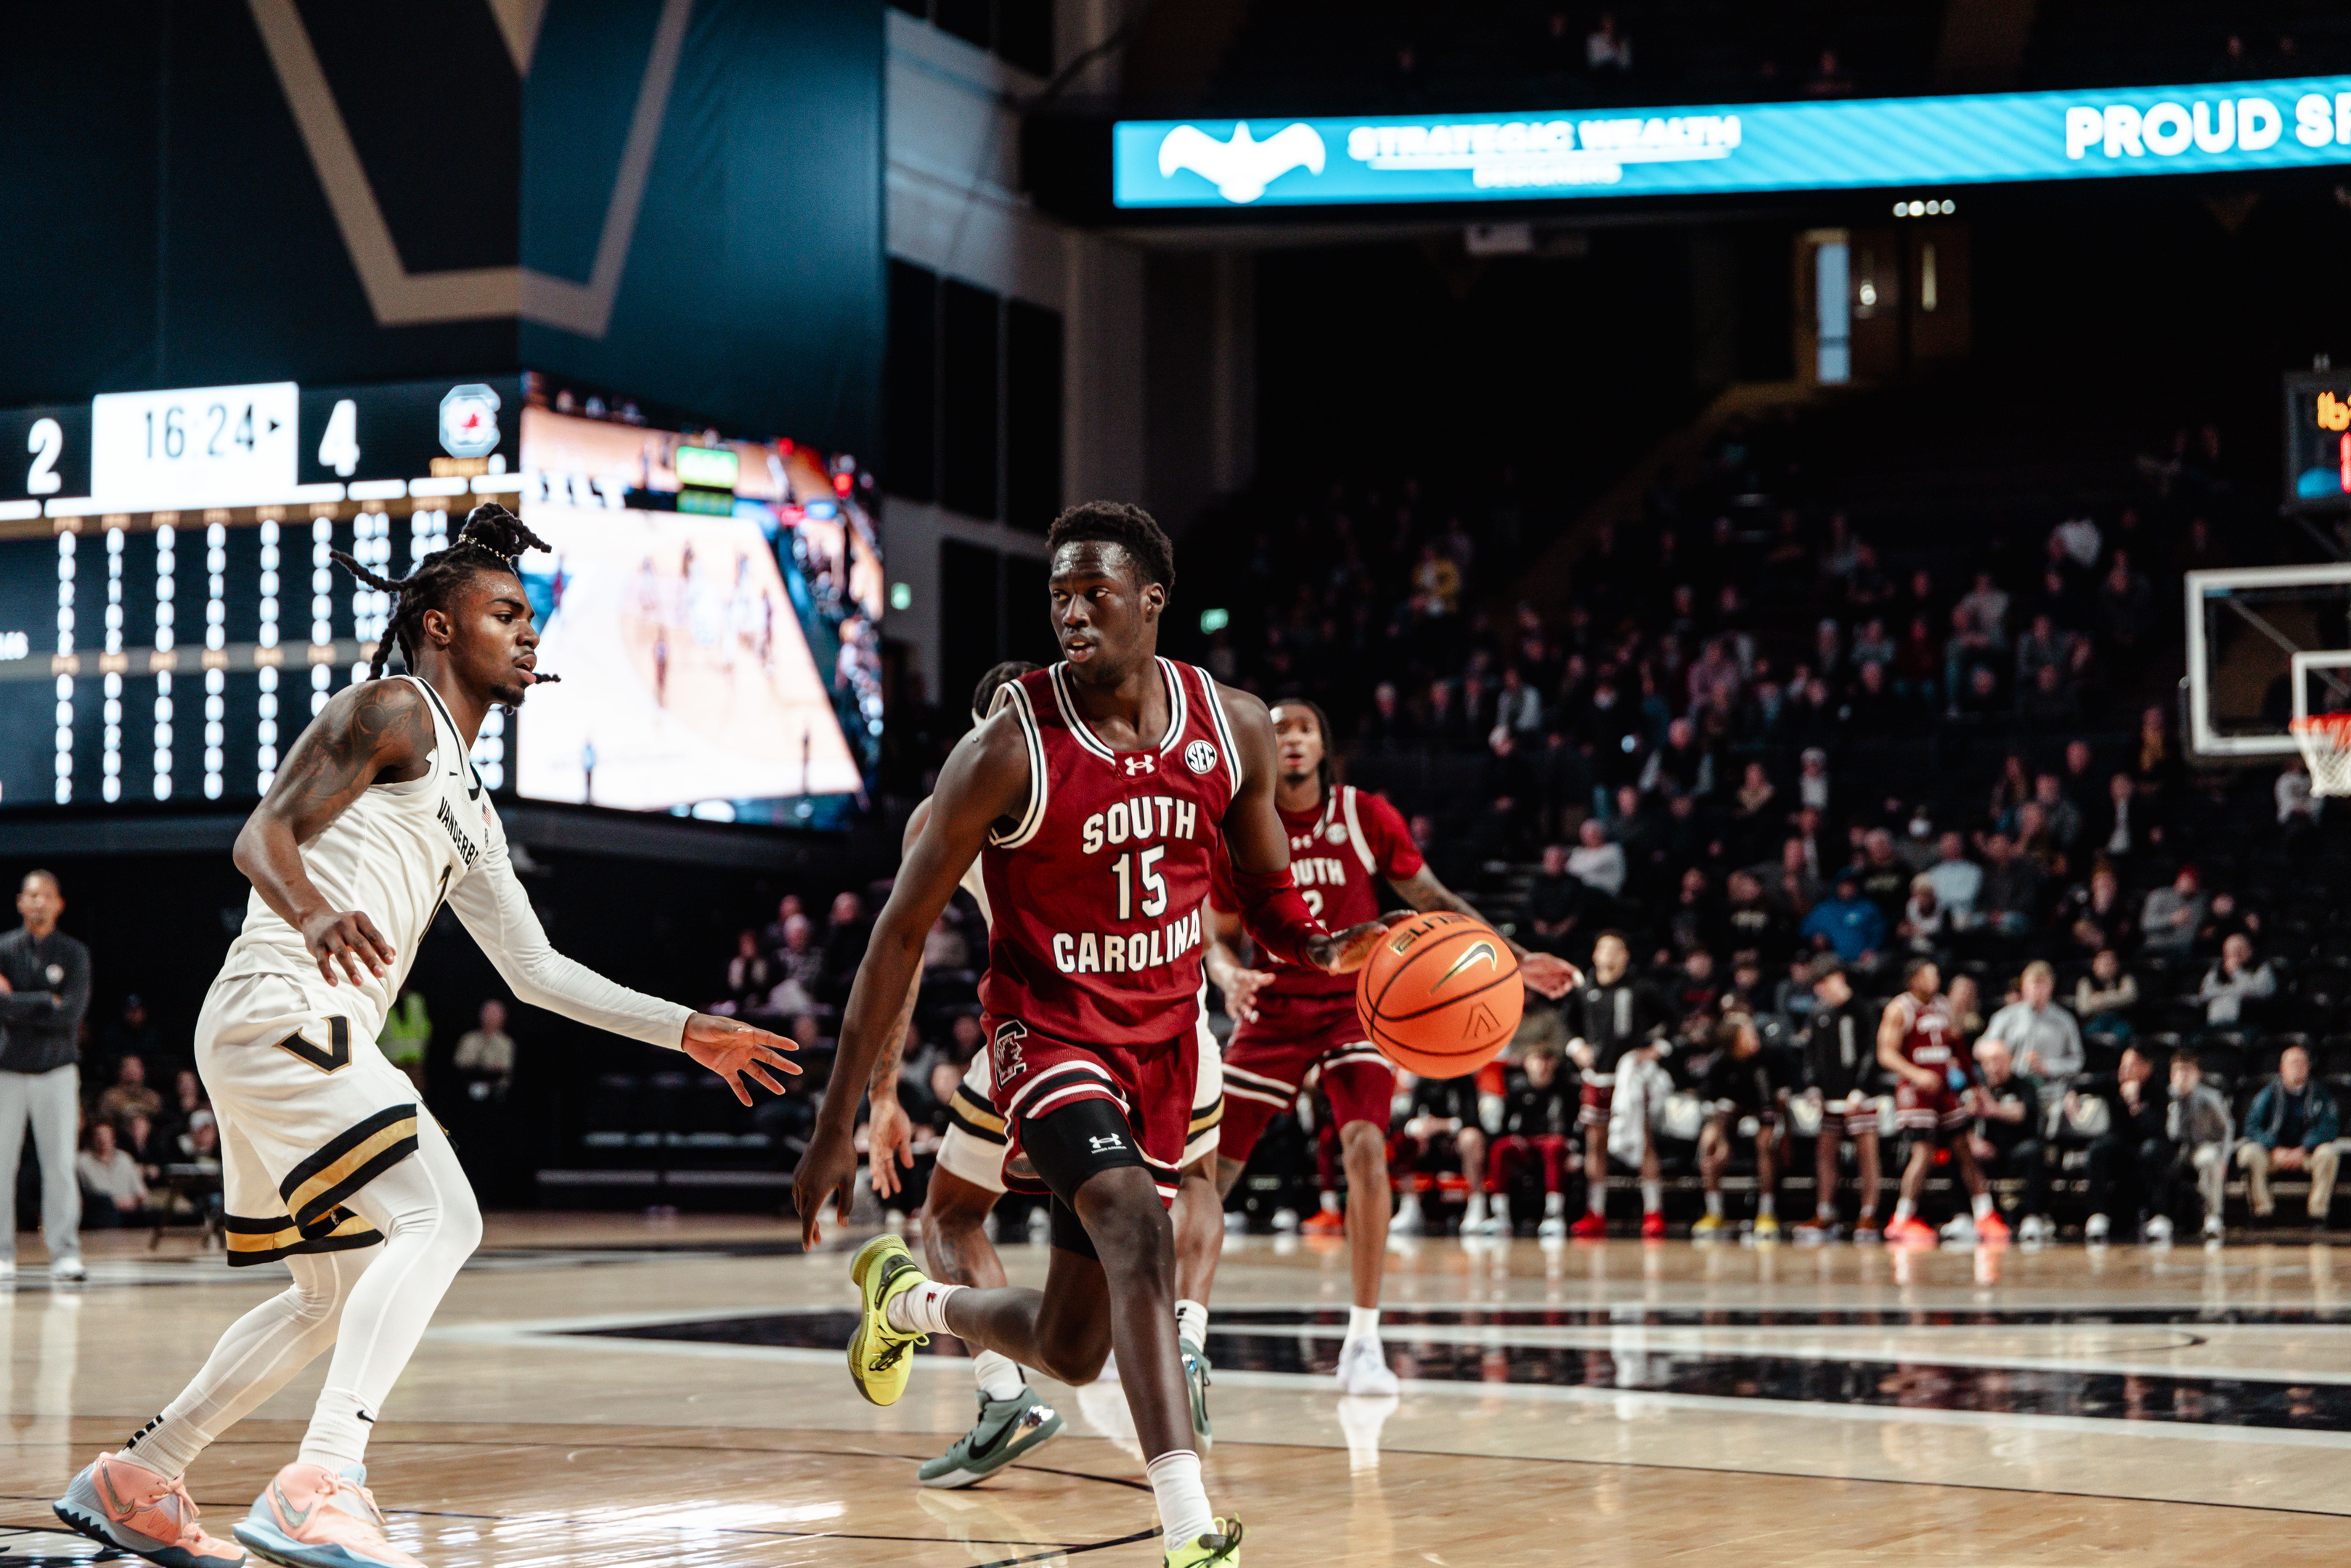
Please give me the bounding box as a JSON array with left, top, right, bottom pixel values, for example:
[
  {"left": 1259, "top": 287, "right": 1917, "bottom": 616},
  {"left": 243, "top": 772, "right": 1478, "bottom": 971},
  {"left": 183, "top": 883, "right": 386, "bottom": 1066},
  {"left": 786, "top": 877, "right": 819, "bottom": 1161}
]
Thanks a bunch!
[
  {"left": 1196, "top": 699, "right": 1576, "bottom": 1396},
  {"left": 796, "top": 502, "right": 1388, "bottom": 1568},
  {"left": 1876, "top": 958, "right": 2005, "bottom": 1247}
]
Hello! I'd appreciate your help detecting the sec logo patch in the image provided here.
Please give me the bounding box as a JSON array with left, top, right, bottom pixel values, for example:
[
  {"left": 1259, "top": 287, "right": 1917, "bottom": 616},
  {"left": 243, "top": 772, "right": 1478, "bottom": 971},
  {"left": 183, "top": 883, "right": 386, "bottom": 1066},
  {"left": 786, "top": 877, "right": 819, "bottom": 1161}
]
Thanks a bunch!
[{"left": 1184, "top": 739, "right": 1218, "bottom": 775}]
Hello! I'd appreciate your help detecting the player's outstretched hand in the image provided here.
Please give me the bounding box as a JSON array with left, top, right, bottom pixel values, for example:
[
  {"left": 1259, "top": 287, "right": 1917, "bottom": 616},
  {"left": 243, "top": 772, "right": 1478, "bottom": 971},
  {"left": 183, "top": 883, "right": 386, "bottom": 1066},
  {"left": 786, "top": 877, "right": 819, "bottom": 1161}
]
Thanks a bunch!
[
  {"left": 795, "top": 1122, "right": 860, "bottom": 1250},
  {"left": 301, "top": 908, "right": 395, "bottom": 987},
  {"left": 868, "top": 1095, "right": 916, "bottom": 1199},
  {"left": 1313, "top": 910, "right": 1414, "bottom": 975},
  {"left": 682, "top": 1013, "right": 800, "bottom": 1106},
  {"left": 1519, "top": 952, "right": 1581, "bottom": 999}
]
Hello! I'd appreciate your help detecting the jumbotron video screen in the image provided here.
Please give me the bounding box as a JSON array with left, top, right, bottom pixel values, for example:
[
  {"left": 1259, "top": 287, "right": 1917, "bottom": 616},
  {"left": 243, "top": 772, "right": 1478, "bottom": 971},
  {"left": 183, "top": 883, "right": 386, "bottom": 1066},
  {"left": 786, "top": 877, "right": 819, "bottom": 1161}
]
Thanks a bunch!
[{"left": 0, "top": 376, "right": 881, "bottom": 825}]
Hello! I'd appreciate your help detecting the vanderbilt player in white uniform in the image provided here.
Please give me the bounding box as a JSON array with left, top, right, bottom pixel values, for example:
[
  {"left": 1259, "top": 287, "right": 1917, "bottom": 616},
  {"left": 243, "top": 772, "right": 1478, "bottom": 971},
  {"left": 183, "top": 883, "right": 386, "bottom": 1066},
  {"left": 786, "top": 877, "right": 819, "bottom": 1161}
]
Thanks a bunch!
[
  {"left": 54, "top": 507, "right": 796, "bottom": 1568},
  {"left": 863, "top": 662, "right": 1226, "bottom": 1488}
]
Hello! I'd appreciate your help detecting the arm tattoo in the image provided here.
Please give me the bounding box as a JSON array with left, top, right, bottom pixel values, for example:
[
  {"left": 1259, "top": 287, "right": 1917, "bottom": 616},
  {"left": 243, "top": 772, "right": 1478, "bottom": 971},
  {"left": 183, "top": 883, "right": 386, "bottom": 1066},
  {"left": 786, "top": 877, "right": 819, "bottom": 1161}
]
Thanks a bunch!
[
  {"left": 272, "top": 682, "right": 433, "bottom": 833},
  {"left": 868, "top": 955, "right": 924, "bottom": 1096}
]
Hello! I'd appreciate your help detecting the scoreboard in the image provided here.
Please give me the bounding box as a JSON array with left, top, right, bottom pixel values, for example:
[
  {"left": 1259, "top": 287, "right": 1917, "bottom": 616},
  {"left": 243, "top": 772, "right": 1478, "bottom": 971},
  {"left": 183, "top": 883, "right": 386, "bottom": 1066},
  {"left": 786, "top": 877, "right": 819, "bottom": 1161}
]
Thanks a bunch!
[
  {"left": 0, "top": 377, "right": 523, "bottom": 809},
  {"left": 2286, "top": 369, "right": 2351, "bottom": 514}
]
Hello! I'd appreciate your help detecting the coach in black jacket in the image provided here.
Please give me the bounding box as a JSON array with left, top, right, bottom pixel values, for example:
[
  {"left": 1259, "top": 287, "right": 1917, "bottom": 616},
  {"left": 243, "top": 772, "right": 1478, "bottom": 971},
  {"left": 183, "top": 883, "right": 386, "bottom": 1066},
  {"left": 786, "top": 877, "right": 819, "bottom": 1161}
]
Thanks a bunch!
[{"left": 0, "top": 870, "right": 91, "bottom": 1279}]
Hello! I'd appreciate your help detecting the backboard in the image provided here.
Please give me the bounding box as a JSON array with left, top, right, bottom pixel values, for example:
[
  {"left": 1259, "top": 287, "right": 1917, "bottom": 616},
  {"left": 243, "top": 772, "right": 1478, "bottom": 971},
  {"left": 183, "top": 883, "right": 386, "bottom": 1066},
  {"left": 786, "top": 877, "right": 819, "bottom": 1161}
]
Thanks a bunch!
[{"left": 2186, "top": 562, "right": 2351, "bottom": 759}]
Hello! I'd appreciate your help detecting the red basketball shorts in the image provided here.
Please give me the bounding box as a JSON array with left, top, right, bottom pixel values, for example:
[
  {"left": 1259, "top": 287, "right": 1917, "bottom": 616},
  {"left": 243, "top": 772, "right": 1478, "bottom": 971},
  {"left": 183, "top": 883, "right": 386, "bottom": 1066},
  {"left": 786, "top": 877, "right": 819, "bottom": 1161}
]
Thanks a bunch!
[
  {"left": 987, "top": 1016, "right": 1197, "bottom": 1208},
  {"left": 1218, "top": 994, "right": 1396, "bottom": 1162},
  {"left": 1893, "top": 1079, "right": 1970, "bottom": 1133}
]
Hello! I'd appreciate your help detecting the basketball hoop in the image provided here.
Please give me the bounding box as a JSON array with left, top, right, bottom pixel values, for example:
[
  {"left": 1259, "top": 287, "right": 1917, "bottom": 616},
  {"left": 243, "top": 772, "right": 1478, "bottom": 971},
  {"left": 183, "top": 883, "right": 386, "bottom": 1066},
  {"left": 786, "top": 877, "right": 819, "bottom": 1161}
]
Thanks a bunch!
[{"left": 2291, "top": 713, "right": 2351, "bottom": 795}]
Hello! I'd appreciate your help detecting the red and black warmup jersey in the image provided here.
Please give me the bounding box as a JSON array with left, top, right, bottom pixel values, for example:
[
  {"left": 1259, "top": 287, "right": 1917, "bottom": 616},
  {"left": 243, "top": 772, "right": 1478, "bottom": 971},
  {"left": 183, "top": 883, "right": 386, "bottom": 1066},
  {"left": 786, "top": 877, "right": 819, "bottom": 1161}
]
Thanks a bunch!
[
  {"left": 1888, "top": 992, "right": 1965, "bottom": 1078},
  {"left": 1210, "top": 784, "right": 1422, "bottom": 999},
  {"left": 979, "top": 659, "right": 1242, "bottom": 1048}
]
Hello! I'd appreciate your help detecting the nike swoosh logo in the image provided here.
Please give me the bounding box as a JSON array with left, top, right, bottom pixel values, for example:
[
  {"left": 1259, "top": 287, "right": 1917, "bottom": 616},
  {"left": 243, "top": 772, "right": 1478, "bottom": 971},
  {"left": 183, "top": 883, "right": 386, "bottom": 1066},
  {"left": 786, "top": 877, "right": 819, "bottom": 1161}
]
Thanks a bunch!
[
  {"left": 94, "top": 1467, "right": 130, "bottom": 1519},
  {"left": 965, "top": 1411, "right": 1020, "bottom": 1461},
  {"left": 1437, "top": 940, "right": 1499, "bottom": 986},
  {"left": 272, "top": 1484, "right": 316, "bottom": 1531}
]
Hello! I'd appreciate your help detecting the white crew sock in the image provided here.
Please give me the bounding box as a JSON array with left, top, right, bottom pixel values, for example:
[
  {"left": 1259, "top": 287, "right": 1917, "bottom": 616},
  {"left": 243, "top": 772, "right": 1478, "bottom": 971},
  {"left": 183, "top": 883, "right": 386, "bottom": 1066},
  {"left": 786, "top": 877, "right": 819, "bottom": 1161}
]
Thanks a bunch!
[
  {"left": 1892, "top": 1199, "right": 1916, "bottom": 1225},
  {"left": 1640, "top": 1180, "right": 1663, "bottom": 1214},
  {"left": 1817, "top": 1201, "right": 1838, "bottom": 1222},
  {"left": 972, "top": 1349, "right": 1025, "bottom": 1402},
  {"left": 1703, "top": 1190, "right": 1724, "bottom": 1218},
  {"left": 1175, "top": 1298, "right": 1209, "bottom": 1349},
  {"left": 1319, "top": 1190, "right": 1341, "bottom": 1215},
  {"left": 123, "top": 1249, "right": 362, "bottom": 1480},
  {"left": 1586, "top": 1183, "right": 1606, "bottom": 1216},
  {"left": 1758, "top": 1194, "right": 1776, "bottom": 1220},
  {"left": 1463, "top": 1191, "right": 1487, "bottom": 1225},
  {"left": 298, "top": 1119, "right": 481, "bottom": 1471},
  {"left": 1344, "top": 1304, "right": 1381, "bottom": 1346},
  {"left": 1971, "top": 1192, "right": 1996, "bottom": 1222},
  {"left": 886, "top": 1279, "right": 966, "bottom": 1336},
  {"left": 1146, "top": 1449, "right": 1217, "bottom": 1552},
  {"left": 1543, "top": 1191, "right": 1565, "bottom": 1218}
]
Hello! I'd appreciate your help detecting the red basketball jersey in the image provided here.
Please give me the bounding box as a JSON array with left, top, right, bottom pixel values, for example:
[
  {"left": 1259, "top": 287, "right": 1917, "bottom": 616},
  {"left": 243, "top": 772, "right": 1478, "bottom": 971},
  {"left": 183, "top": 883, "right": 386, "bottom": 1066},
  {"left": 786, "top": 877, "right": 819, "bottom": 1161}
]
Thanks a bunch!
[
  {"left": 979, "top": 658, "right": 1242, "bottom": 1046},
  {"left": 1213, "top": 784, "right": 1422, "bottom": 1002},
  {"left": 1888, "top": 991, "right": 1960, "bottom": 1071}
]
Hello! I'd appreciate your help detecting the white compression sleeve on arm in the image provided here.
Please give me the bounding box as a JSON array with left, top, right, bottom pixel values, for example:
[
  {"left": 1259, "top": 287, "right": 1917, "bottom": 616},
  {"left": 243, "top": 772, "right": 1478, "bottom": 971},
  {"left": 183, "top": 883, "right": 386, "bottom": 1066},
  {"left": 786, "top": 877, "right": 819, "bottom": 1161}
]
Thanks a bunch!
[{"left": 446, "top": 841, "right": 694, "bottom": 1050}]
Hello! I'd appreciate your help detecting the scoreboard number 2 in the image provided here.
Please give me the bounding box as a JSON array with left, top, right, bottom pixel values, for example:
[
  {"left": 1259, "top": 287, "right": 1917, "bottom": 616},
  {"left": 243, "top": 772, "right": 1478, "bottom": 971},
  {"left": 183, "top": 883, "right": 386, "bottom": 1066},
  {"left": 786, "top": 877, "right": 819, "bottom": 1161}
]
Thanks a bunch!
[{"left": 25, "top": 417, "right": 61, "bottom": 495}]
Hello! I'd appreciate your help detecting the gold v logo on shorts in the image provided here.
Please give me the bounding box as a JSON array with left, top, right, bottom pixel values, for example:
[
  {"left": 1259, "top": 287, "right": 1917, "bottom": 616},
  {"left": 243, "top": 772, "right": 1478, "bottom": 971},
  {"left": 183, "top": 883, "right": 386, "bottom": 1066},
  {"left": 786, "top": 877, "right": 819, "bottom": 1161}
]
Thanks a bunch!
[{"left": 273, "top": 1016, "right": 352, "bottom": 1074}]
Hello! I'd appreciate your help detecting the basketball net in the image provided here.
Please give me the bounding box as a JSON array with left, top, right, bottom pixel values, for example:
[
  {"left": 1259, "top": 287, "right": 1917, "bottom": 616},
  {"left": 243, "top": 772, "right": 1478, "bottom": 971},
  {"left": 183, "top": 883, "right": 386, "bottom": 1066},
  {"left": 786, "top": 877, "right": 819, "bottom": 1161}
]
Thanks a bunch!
[{"left": 2291, "top": 712, "right": 2351, "bottom": 796}]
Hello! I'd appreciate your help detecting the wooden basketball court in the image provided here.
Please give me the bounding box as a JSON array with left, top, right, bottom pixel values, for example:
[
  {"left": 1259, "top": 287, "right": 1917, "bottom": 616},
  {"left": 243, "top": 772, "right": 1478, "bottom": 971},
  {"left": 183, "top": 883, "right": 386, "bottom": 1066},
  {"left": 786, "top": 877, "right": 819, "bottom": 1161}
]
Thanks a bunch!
[{"left": 4, "top": 1218, "right": 2350, "bottom": 1564}]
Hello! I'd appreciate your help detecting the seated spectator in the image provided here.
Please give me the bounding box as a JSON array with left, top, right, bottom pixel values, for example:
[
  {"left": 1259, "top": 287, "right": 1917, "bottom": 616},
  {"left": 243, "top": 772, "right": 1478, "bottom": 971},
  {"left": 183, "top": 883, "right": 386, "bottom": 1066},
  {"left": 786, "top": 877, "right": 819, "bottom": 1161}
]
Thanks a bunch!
[
  {"left": 945, "top": 1011, "right": 986, "bottom": 1066},
  {"left": 1723, "top": 870, "right": 1794, "bottom": 964},
  {"left": 155, "top": 1068, "right": 208, "bottom": 1151},
  {"left": 1729, "top": 762, "right": 1777, "bottom": 854},
  {"left": 1483, "top": 1048, "right": 1576, "bottom": 1236},
  {"left": 1899, "top": 876, "right": 1948, "bottom": 954},
  {"left": 1923, "top": 833, "right": 1981, "bottom": 926},
  {"left": 2059, "top": 862, "right": 2133, "bottom": 955},
  {"left": 820, "top": 891, "right": 871, "bottom": 1004},
  {"left": 1802, "top": 873, "right": 1886, "bottom": 965},
  {"left": 1982, "top": 961, "right": 2084, "bottom": 1087},
  {"left": 2140, "top": 866, "right": 2206, "bottom": 957},
  {"left": 722, "top": 930, "right": 773, "bottom": 1011},
  {"left": 2074, "top": 949, "right": 2140, "bottom": 1039},
  {"left": 758, "top": 894, "right": 805, "bottom": 954},
  {"left": 453, "top": 998, "right": 517, "bottom": 1098},
  {"left": 2092, "top": 771, "right": 2143, "bottom": 862},
  {"left": 2069, "top": 1045, "right": 2166, "bottom": 1243},
  {"left": 1567, "top": 817, "right": 1627, "bottom": 899},
  {"left": 1968, "top": 1039, "right": 2046, "bottom": 1238},
  {"left": 178, "top": 1113, "right": 221, "bottom": 1169},
  {"left": 1695, "top": 1014, "right": 1790, "bottom": 1236},
  {"left": 1944, "top": 973, "right": 1986, "bottom": 1041},
  {"left": 2236, "top": 1044, "right": 2340, "bottom": 1225},
  {"left": 1796, "top": 748, "right": 1832, "bottom": 814},
  {"left": 1390, "top": 1071, "right": 1489, "bottom": 1236},
  {"left": 97, "top": 1054, "right": 161, "bottom": 1128},
  {"left": 767, "top": 914, "right": 824, "bottom": 1013},
  {"left": 1525, "top": 844, "right": 1595, "bottom": 955},
  {"left": 2034, "top": 773, "right": 2085, "bottom": 853},
  {"left": 2278, "top": 760, "right": 2322, "bottom": 846},
  {"left": 2196, "top": 933, "right": 2275, "bottom": 1026},
  {"left": 2161, "top": 1050, "right": 2234, "bottom": 1242},
  {"left": 78, "top": 1121, "right": 151, "bottom": 1227},
  {"left": 100, "top": 993, "right": 162, "bottom": 1085},
  {"left": 119, "top": 1111, "right": 164, "bottom": 1180},
  {"left": 1976, "top": 833, "right": 2042, "bottom": 938},
  {"left": 1853, "top": 830, "right": 1912, "bottom": 925},
  {"left": 1639, "top": 717, "right": 1714, "bottom": 799}
]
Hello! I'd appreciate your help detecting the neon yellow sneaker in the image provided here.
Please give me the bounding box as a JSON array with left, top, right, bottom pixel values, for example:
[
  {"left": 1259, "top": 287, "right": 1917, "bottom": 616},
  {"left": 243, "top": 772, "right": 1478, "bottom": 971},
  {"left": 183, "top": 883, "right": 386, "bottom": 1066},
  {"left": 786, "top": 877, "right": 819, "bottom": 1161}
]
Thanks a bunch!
[
  {"left": 847, "top": 1233, "right": 929, "bottom": 1407},
  {"left": 1753, "top": 1214, "right": 1782, "bottom": 1242},
  {"left": 1691, "top": 1212, "right": 1727, "bottom": 1237},
  {"left": 1165, "top": 1517, "right": 1244, "bottom": 1567}
]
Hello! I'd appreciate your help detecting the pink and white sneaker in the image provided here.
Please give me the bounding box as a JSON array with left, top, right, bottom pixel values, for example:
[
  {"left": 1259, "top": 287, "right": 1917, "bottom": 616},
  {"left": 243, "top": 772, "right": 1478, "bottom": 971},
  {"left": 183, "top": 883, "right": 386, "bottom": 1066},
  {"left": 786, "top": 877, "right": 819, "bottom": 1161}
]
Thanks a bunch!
[
  {"left": 54, "top": 1450, "right": 247, "bottom": 1567},
  {"left": 231, "top": 1461, "right": 423, "bottom": 1568}
]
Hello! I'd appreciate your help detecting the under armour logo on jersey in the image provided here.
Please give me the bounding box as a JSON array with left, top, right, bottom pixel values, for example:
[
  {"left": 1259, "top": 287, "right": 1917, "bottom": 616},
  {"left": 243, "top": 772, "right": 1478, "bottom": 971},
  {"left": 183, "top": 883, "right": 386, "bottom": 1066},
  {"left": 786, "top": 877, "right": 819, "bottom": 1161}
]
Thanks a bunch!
[
  {"left": 1185, "top": 739, "right": 1219, "bottom": 775},
  {"left": 1088, "top": 1132, "right": 1126, "bottom": 1153},
  {"left": 1123, "top": 754, "right": 1157, "bottom": 776},
  {"left": 993, "top": 1019, "right": 1030, "bottom": 1078}
]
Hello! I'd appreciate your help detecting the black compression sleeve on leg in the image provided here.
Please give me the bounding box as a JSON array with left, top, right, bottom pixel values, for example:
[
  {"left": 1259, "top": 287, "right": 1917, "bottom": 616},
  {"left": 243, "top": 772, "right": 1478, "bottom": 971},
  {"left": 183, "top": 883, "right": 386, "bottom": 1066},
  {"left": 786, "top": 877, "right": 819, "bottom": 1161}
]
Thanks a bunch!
[
  {"left": 1048, "top": 1196, "right": 1098, "bottom": 1259},
  {"left": 1019, "top": 1098, "right": 1149, "bottom": 1259}
]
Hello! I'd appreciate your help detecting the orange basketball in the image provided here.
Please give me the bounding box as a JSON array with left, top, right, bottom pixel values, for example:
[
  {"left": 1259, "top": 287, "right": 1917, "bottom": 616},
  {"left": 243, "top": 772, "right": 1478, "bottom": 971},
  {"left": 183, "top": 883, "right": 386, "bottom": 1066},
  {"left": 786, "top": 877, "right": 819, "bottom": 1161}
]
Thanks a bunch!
[{"left": 1354, "top": 911, "right": 1524, "bottom": 1078}]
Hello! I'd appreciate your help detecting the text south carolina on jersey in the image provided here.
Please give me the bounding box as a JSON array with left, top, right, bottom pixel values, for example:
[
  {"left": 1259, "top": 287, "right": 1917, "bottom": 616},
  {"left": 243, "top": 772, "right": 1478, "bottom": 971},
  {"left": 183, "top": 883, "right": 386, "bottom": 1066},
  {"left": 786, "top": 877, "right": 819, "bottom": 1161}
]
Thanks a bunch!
[{"left": 1056, "top": 792, "right": 1206, "bottom": 975}]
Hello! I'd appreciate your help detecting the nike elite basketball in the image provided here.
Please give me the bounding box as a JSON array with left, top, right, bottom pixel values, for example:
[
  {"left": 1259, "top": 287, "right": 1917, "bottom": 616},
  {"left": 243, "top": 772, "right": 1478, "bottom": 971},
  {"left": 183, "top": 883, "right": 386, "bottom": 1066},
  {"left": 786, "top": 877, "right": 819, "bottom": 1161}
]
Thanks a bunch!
[{"left": 1354, "top": 912, "right": 1523, "bottom": 1077}]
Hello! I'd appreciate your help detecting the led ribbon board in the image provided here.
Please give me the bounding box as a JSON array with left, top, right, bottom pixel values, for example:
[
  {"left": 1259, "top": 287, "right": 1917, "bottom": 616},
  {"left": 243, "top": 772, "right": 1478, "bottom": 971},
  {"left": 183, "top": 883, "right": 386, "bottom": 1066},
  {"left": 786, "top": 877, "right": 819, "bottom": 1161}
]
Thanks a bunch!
[{"left": 1113, "top": 75, "right": 2351, "bottom": 208}]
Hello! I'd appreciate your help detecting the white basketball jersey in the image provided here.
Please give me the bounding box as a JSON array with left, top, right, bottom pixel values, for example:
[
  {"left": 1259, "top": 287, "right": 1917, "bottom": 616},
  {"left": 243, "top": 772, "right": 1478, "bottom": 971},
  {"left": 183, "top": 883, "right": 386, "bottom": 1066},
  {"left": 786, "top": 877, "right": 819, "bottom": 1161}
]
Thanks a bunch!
[{"left": 217, "top": 675, "right": 503, "bottom": 1040}]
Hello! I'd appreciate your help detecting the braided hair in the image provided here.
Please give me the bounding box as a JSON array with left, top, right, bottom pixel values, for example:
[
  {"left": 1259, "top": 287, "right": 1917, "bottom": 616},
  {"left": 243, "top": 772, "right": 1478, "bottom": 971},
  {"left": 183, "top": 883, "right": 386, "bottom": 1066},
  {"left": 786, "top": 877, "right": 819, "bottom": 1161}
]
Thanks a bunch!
[{"left": 331, "top": 502, "right": 560, "bottom": 683}]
